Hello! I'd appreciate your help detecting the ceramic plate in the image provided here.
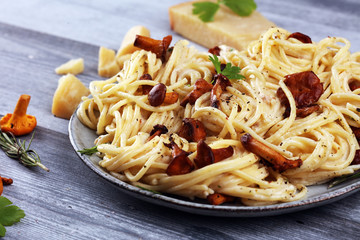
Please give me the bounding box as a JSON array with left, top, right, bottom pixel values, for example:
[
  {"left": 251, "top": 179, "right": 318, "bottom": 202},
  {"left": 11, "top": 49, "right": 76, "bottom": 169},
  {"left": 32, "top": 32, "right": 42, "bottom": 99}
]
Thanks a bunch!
[{"left": 69, "top": 112, "right": 360, "bottom": 217}]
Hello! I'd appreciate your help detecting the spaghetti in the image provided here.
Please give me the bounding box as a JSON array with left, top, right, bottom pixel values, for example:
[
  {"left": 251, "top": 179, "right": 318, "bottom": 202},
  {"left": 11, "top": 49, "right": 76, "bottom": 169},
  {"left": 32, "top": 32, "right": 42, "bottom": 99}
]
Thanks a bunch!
[{"left": 77, "top": 27, "right": 360, "bottom": 205}]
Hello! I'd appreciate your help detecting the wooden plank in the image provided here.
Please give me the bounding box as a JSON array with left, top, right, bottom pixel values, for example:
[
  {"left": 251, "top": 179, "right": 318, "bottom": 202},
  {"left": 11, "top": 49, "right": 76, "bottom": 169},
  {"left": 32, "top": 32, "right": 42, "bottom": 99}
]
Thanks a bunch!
[{"left": 0, "top": 0, "right": 360, "bottom": 238}]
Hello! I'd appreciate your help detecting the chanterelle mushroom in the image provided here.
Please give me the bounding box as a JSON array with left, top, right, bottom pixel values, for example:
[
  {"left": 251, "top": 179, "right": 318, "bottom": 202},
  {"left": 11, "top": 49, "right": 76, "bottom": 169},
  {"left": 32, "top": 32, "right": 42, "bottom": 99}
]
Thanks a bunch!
[
  {"left": 0, "top": 94, "right": 37, "bottom": 136},
  {"left": 180, "top": 78, "right": 213, "bottom": 107},
  {"left": 276, "top": 71, "right": 323, "bottom": 117},
  {"left": 164, "top": 141, "right": 194, "bottom": 176},
  {"left": 134, "top": 35, "right": 172, "bottom": 61},
  {"left": 194, "top": 139, "right": 234, "bottom": 169},
  {"left": 178, "top": 118, "right": 206, "bottom": 142},
  {"left": 148, "top": 124, "right": 168, "bottom": 141},
  {"left": 241, "top": 133, "right": 302, "bottom": 172}
]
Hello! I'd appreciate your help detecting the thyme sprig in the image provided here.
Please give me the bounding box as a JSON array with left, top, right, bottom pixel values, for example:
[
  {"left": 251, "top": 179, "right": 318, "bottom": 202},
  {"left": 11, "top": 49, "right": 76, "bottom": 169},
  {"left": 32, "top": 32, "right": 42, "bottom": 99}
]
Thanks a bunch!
[
  {"left": 78, "top": 146, "right": 98, "bottom": 155},
  {"left": 0, "top": 130, "right": 49, "bottom": 172},
  {"left": 328, "top": 171, "right": 360, "bottom": 188}
]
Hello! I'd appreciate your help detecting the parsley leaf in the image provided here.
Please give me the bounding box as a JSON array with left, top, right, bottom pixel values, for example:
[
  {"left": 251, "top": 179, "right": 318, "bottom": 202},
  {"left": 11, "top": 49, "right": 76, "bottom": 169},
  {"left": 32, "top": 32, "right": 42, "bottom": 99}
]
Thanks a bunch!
[
  {"left": 209, "top": 54, "right": 245, "bottom": 81},
  {"left": 192, "top": 0, "right": 257, "bottom": 22},
  {"left": 221, "top": 62, "right": 245, "bottom": 80},
  {"left": 223, "top": 0, "right": 257, "bottom": 16},
  {"left": 192, "top": 2, "right": 220, "bottom": 22},
  {"left": 0, "top": 196, "right": 25, "bottom": 237},
  {"left": 209, "top": 54, "right": 222, "bottom": 74}
]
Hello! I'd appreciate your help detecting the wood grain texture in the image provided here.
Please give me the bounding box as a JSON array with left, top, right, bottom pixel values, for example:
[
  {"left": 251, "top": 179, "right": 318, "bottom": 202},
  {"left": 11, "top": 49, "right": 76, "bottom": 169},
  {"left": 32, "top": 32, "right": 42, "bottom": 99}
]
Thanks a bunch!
[{"left": 0, "top": 0, "right": 360, "bottom": 239}]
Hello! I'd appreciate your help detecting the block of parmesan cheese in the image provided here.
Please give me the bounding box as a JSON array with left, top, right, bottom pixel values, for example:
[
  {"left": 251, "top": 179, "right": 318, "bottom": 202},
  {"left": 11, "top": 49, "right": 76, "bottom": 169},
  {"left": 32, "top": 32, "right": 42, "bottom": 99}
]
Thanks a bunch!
[
  {"left": 52, "top": 74, "right": 90, "bottom": 119},
  {"left": 169, "top": 1, "right": 275, "bottom": 50}
]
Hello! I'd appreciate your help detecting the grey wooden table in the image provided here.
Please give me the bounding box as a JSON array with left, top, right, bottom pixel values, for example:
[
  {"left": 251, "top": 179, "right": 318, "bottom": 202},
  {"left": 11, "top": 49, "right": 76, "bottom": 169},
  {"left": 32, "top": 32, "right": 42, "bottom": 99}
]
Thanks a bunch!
[{"left": 0, "top": 0, "right": 359, "bottom": 239}]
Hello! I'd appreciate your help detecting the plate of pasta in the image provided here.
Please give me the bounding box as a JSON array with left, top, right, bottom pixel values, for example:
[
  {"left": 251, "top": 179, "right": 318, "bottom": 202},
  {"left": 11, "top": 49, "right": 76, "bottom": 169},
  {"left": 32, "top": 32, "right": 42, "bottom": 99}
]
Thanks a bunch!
[{"left": 69, "top": 27, "right": 360, "bottom": 216}]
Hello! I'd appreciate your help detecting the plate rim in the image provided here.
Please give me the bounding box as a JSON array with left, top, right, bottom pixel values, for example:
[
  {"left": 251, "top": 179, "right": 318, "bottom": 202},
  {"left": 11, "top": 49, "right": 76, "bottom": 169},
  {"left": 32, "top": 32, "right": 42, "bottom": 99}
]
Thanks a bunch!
[{"left": 68, "top": 112, "right": 360, "bottom": 217}]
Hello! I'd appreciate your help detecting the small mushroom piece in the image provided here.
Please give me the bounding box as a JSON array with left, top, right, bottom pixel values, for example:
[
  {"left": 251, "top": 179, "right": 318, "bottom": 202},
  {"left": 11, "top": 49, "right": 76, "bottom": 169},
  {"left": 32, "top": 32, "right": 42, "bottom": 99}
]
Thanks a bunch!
[
  {"left": 211, "top": 74, "right": 231, "bottom": 108},
  {"left": 180, "top": 78, "right": 213, "bottom": 107},
  {"left": 351, "top": 150, "right": 360, "bottom": 165},
  {"left": 0, "top": 176, "right": 13, "bottom": 196},
  {"left": 0, "top": 94, "right": 37, "bottom": 136},
  {"left": 148, "top": 124, "right": 168, "bottom": 141},
  {"left": 207, "top": 193, "right": 235, "bottom": 205},
  {"left": 148, "top": 83, "right": 167, "bottom": 106},
  {"left": 134, "top": 35, "right": 172, "bottom": 60},
  {"left": 163, "top": 92, "right": 179, "bottom": 104},
  {"left": 349, "top": 80, "right": 360, "bottom": 91},
  {"left": 288, "top": 32, "right": 312, "bottom": 43},
  {"left": 208, "top": 46, "right": 221, "bottom": 56},
  {"left": 351, "top": 127, "right": 360, "bottom": 142},
  {"left": 240, "top": 133, "right": 302, "bottom": 172},
  {"left": 194, "top": 140, "right": 234, "bottom": 168},
  {"left": 178, "top": 118, "right": 206, "bottom": 142},
  {"left": 165, "top": 141, "right": 194, "bottom": 176},
  {"left": 140, "top": 74, "right": 152, "bottom": 80},
  {"left": 194, "top": 139, "right": 214, "bottom": 168},
  {"left": 296, "top": 105, "right": 320, "bottom": 118},
  {"left": 283, "top": 104, "right": 320, "bottom": 118},
  {"left": 139, "top": 74, "right": 153, "bottom": 94},
  {"left": 1, "top": 177, "right": 13, "bottom": 186},
  {"left": 212, "top": 146, "right": 234, "bottom": 163}
]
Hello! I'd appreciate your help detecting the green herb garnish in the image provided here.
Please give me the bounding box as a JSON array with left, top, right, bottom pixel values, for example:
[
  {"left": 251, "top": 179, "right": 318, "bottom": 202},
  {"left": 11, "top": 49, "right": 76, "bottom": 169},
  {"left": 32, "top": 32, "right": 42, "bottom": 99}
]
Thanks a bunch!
[
  {"left": 78, "top": 146, "right": 98, "bottom": 155},
  {"left": 136, "top": 185, "right": 162, "bottom": 195},
  {"left": 328, "top": 171, "right": 360, "bottom": 188},
  {"left": 209, "top": 54, "right": 245, "bottom": 80},
  {"left": 193, "top": 0, "right": 257, "bottom": 22},
  {"left": 0, "top": 196, "right": 25, "bottom": 237},
  {"left": 0, "top": 130, "right": 49, "bottom": 172}
]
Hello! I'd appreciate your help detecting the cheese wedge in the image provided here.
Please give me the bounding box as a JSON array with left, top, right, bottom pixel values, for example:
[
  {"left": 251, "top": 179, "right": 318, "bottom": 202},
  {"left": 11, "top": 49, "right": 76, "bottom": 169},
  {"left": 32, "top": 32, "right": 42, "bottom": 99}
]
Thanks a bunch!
[
  {"left": 169, "top": 1, "right": 275, "bottom": 50},
  {"left": 98, "top": 46, "right": 120, "bottom": 78},
  {"left": 55, "top": 58, "right": 84, "bottom": 75},
  {"left": 52, "top": 74, "right": 90, "bottom": 119},
  {"left": 116, "top": 25, "right": 151, "bottom": 58}
]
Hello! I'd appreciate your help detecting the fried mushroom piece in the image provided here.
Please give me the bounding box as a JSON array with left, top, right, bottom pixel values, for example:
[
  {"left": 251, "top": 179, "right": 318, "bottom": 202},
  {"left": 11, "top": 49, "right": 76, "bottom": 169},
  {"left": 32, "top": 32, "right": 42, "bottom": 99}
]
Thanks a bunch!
[
  {"left": 148, "top": 124, "right": 168, "bottom": 141},
  {"left": 283, "top": 104, "right": 321, "bottom": 118},
  {"left": 1, "top": 177, "right": 13, "bottom": 186},
  {"left": 351, "top": 127, "right": 360, "bottom": 142},
  {"left": 194, "top": 139, "right": 214, "bottom": 168},
  {"left": 288, "top": 32, "right": 312, "bottom": 44},
  {"left": 180, "top": 78, "right": 213, "bottom": 107},
  {"left": 349, "top": 79, "right": 360, "bottom": 91},
  {"left": 208, "top": 46, "right": 221, "bottom": 56},
  {"left": 351, "top": 150, "right": 360, "bottom": 165},
  {"left": 295, "top": 105, "right": 320, "bottom": 118},
  {"left": 211, "top": 74, "right": 231, "bottom": 108},
  {"left": 194, "top": 139, "right": 234, "bottom": 169},
  {"left": 178, "top": 118, "right": 206, "bottom": 142},
  {"left": 276, "top": 71, "right": 323, "bottom": 117},
  {"left": 207, "top": 193, "right": 235, "bottom": 205},
  {"left": 165, "top": 141, "right": 194, "bottom": 176},
  {"left": 241, "top": 133, "right": 302, "bottom": 172},
  {"left": 134, "top": 35, "right": 172, "bottom": 60},
  {"left": 139, "top": 74, "right": 153, "bottom": 94},
  {"left": 148, "top": 83, "right": 179, "bottom": 106},
  {"left": 212, "top": 146, "right": 234, "bottom": 163},
  {"left": 163, "top": 92, "right": 179, "bottom": 104}
]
